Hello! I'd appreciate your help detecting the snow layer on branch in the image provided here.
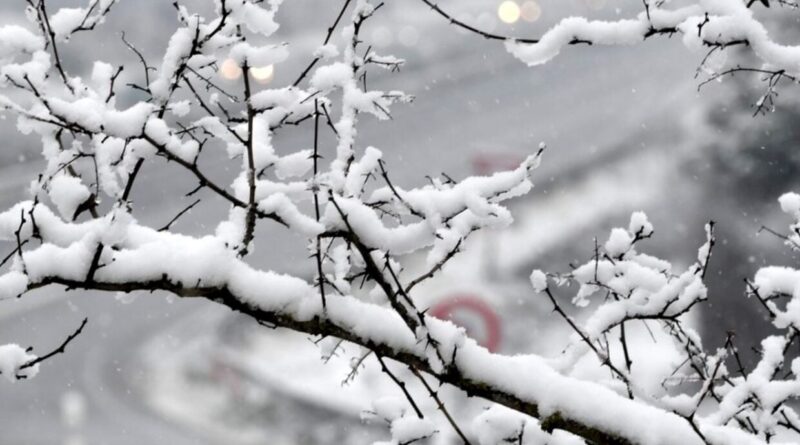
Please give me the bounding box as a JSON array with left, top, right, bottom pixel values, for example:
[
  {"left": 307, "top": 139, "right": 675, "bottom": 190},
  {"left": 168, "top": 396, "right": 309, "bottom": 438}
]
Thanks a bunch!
[
  {"left": 0, "top": 202, "right": 103, "bottom": 246},
  {"left": 229, "top": 42, "right": 288, "bottom": 67},
  {"left": 0, "top": 272, "right": 28, "bottom": 300},
  {"left": 0, "top": 344, "right": 38, "bottom": 382},
  {"left": 753, "top": 193, "right": 800, "bottom": 330},
  {"left": 506, "top": 2, "right": 800, "bottom": 74},
  {"left": 323, "top": 153, "right": 540, "bottom": 257},
  {"left": 460, "top": 338, "right": 700, "bottom": 445},
  {"left": 4, "top": 209, "right": 311, "bottom": 309},
  {"left": 249, "top": 87, "right": 318, "bottom": 127},
  {"left": 228, "top": 0, "right": 281, "bottom": 36},
  {"left": 0, "top": 198, "right": 776, "bottom": 444},
  {"left": 258, "top": 194, "right": 323, "bottom": 236},
  {"left": 530, "top": 270, "right": 548, "bottom": 292},
  {"left": 344, "top": 146, "right": 382, "bottom": 198},
  {"left": 274, "top": 150, "right": 313, "bottom": 180},
  {"left": 49, "top": 8, "right": 87, "bottom": 40},
  {"left": 45, "top": 98, "right": 154, "bottom": 139},
  {"left": 149, "top": 27, "right": 195, "bottom": 101},
  {"left": 0, "top": 50, "right": 50, "bottom": 87},
  {"left": 49, "top": 0, "right": 117, "bottom": 41},
  {"left": 779, "top": 192, "right": 800, "bottom": 217},
  {"left": 144, "top": 118, "right": 199, "bottom": 163},
  {"left": 389, "top": 416, "right": 436, "bottom": 444},
  {"left": 473, "top": 406, "right": 583, "bottom": 445},
  {"left": 0, "top": 26, "right": 44, "bottom": 63},
  {"left": 377, "top": 153, "right": 540, "bottom": 217},
  {"left": 48, "top": 174, "right": 91, "bottom": 220},
  {"left": 506, "top": 18, "right": 647, "bottom": 66},
  {"left": 311, "top": 63, "right": 353, "bottom": 91},
  {"left": 324, "top": 197, "right": 433, "bottom": 254},
  {"left": 314, "top": 44, "right": 339, "bottom": 60}
]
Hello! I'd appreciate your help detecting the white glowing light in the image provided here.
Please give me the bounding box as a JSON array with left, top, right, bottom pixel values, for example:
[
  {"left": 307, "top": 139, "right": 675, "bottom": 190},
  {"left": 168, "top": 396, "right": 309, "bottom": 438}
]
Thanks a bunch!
[
  {"left": 398, "top": 25, "right": 419, "bottom": 47},
  {"left": 250, "top": 65, "right": 275, "bottom": 84},
  {"left": 372, "top": 26, "right": 393, "bottom": 47},
  {"left": 498, "top": 1, "right": 521, "bottom": 24},
  {"left": 585, "top": 0, "right": 607, "bottom": 10},
  {"left": 220, "top": 58, "right": 242, "bottom": 80},
  {"left": 520, "top": 1, "right": 541, "bottom": 22}
]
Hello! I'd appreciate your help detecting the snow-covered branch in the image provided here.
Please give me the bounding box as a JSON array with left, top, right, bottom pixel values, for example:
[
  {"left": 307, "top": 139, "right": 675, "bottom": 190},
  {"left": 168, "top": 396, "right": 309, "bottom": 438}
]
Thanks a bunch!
[
  {"left": 1, "top": 1, "right": 800, "bottom": 444},
  {"left": 424, "top": 0, "right": 800, "bottom": 107}
]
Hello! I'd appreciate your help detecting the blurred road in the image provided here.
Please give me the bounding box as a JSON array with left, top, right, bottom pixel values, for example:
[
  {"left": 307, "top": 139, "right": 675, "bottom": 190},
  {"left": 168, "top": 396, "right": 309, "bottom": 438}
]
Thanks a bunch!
[{"left": 0, "top": 0, "right": 705, "bottom": 443}]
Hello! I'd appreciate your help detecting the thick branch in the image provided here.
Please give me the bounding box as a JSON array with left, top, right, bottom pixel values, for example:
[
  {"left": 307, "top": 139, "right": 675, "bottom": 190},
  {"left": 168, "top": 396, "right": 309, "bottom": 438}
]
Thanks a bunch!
[{"left": 23, "top": 273, "right": 698, "bottom": 445}]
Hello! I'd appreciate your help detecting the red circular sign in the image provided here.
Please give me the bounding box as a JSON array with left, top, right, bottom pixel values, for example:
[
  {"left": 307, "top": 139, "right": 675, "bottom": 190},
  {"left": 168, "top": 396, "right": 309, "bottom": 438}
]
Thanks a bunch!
[{"left": 430, "top": 295, "right": 502, "bottom": 352}]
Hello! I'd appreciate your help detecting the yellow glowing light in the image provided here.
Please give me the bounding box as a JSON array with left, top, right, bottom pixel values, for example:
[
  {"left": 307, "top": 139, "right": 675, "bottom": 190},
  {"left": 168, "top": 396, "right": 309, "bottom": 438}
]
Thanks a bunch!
[
  {"left": 250, "top": 65, "right": 275, "bottom": 84},
  {"left": 520, "top": 1, "right": 541, "bottom": 22},
  {"left": 220, "top": 58, "right": 242, "bottom": 80},
  {"left": 497, "top": 1, "right": 521, "bottom": 24}
]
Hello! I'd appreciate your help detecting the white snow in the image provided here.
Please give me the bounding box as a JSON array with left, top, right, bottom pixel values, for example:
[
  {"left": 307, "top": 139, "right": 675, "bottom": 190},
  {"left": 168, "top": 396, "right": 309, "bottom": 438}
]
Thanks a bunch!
[
  {"left": 0, "top": 344, "right": 38, "bottom": 382},
  {"left": 0, "top": 2, "right": 798, "bottom": 443},
  {"left": 48, "top": 175, "right": 92, "bottom": 221}
]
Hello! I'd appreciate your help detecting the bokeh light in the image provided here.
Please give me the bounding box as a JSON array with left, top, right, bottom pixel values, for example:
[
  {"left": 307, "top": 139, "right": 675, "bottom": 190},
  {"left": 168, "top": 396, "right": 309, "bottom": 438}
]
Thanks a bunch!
[
  {"left": 220, "top": 58, "right": 242, "bottom": 80},
  {"left": 585, "top": 0, "right": 607, "bottom": 10},
  {"left": 497, "top": 1, "right": 521, "bottom": 24},
  {"left": 398, "top": 25, "right": 420, "bottom": 47},
  {"left": 520, "top": 1, "right": 541, "bottom": 22},
  {"left": 250, "top": 65, "right": 275, "bottom": 84},
  {"left": 371, "top": 26, "right": 393, "bottom": 47}
]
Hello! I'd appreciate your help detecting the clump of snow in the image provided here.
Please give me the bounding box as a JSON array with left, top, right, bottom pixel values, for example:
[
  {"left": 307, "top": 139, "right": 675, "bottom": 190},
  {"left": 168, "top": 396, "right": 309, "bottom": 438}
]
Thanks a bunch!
[
  {"left": 0, "top": 271, "right": 28, "bottom": 299},
  {"left": 628, "top": 211, "right": 653, "bottom": 237},
  {"left": 604, "top": 228, "right": 633, "bottom": 259},
  {"left": 779, "top": 192, "right": 800, "bottom": 216},
  {"left": 170, "top": 100, "right": 191, "bottom": 117},
  {"left": 0, "top": 26, "right": 44, "bottom": 63},
  {"left": 48, "top": 175, "right": 91, "bottom": 220},
  {"left": 314, "top": 43, "right": 339, "bottom": 60},
  {"left": 473, "top": 405, "right": 584, "bottom": 445},
  {"left": 49, "top": 8, "right": 86, "bottom": 40},
  {"left": 530, "top": 269, "right": 548, "bottom": 292},
  {"left": 274, "top": 150, "right": 313, "bottom": 180},
  {"left": 230, "top": 0, "right": 280, "bottom": 36},
  {"left": 390, "top": 417, "right": 436, "bottom": 444},
  {"left": 0, "top": 344, "right": 38, "bottom": 382},
  {"left": 229, "top": 43, "right": 288, "bottom": 67},
  {"left": 505, "top": 2, "right": 800, "bottom": 78}
]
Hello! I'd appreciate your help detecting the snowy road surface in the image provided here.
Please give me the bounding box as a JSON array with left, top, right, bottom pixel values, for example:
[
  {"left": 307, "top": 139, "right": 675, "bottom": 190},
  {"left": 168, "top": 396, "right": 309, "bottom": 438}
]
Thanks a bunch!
[{"left": 0, "top": 1, "right": 707, "bottom": 443}]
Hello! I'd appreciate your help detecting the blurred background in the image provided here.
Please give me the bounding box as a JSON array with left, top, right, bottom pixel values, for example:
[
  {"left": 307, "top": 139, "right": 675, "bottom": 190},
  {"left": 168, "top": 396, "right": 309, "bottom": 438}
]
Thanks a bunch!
[{"left": 0, "top": 0, "right": 798, "bottom": 444}]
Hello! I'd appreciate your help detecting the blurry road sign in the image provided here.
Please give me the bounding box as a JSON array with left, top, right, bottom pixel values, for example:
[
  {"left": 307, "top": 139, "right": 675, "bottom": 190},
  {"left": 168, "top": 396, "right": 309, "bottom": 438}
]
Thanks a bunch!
[{"left": 430, "top": 295, "right": 501, "bottom": 352}]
